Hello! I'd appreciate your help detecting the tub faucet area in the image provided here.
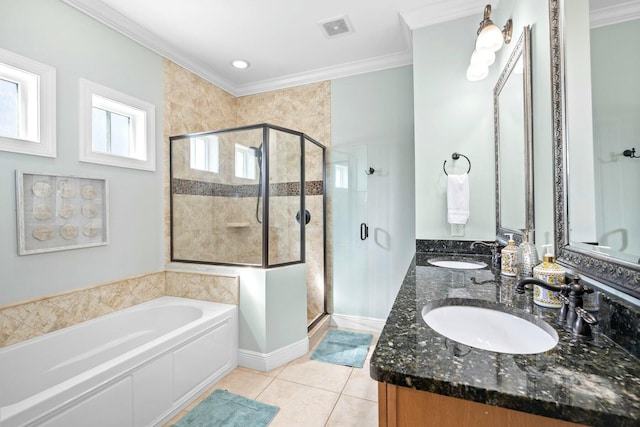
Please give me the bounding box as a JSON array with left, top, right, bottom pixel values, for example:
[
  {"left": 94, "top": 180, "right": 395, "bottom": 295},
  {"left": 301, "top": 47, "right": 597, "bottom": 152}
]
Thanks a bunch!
[{"left": 514, "top": 276, "right": 598, "bottom": 337}]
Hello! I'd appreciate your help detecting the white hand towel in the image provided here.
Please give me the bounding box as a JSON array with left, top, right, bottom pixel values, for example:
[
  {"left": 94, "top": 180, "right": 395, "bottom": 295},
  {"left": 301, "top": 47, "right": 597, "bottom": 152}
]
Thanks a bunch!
[{"left": 447, "top": 173, "right": 470, "bottom": 224}]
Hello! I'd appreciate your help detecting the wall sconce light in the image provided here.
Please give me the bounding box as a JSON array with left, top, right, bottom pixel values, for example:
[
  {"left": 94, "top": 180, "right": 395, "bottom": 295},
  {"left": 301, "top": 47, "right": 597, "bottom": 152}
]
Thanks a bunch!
[{"left": 466, "top": 4, "right": 513, "bottom": 81}]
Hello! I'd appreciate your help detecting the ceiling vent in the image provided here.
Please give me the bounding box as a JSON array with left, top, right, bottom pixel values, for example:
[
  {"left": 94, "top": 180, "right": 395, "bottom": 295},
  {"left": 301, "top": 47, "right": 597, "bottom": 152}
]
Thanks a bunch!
[{"left": 319, "top": 16, "right": 354, "bottom": 38}]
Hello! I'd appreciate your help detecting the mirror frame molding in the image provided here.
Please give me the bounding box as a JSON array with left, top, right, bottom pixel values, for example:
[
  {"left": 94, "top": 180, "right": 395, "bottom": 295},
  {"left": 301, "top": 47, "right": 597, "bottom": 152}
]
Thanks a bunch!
[
  {"left": 495, "top": 26, "right": 534, "bottom": 244},
  {"left": 550, "top": 0, "right": 640, "bottom": 298}
]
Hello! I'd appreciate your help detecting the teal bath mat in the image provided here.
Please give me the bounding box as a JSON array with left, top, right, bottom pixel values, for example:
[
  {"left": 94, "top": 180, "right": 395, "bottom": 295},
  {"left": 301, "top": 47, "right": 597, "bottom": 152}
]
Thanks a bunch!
[
  {"left": 172, "top": 389, "right": 278, "bottom": 427},
  {"left": 311, "top": 329, "right": 373, "bottom": 368}
]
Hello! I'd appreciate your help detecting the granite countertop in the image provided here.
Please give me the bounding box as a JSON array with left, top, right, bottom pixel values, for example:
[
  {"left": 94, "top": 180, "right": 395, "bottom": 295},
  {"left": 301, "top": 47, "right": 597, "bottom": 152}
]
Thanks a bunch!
[{"left": 370, "top": 254, "right": 640, "bottom": 426}]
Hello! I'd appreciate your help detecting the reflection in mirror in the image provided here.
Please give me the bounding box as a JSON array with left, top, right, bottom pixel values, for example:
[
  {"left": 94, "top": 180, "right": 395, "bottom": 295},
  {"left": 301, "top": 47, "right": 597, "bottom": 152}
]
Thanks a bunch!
[
  {"left": 551, "top": 0, "right": 640, "bottom": 298},
  {"left": 495, "top": 26, "right": 533, "bottom": 243}
]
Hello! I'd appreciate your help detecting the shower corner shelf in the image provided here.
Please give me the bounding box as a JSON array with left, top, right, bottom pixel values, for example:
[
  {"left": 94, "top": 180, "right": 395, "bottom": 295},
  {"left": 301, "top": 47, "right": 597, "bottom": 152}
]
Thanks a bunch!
[{"left": 226, "top": 222, "right": 251, "bottom": 228}]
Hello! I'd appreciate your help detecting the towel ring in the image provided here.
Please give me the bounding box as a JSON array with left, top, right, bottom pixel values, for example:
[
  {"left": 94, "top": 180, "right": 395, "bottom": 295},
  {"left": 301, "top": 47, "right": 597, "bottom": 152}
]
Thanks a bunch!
[{"left": 443, "top": 152, "right": 471, "bottom": 175}]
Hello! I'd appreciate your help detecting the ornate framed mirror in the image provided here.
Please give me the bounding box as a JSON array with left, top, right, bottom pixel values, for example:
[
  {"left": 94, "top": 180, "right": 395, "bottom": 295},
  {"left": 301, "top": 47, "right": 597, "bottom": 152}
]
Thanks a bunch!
[
  {"left": 495, "top": 26, "right": 533, "bottom": 244},
  {"left": 550, "top": 0, "right": 640, "bottom": 298}
]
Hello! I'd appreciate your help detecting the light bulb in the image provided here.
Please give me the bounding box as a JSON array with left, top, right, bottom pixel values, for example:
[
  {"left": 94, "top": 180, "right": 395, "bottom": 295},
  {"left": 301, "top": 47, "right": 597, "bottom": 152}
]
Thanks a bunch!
[
  {"left": 231, "top": 59, "right": 250, "bottom": 69},
  {"left": 466, "top": 63, "right": 488, "bottom": 81},
  {"left": 476, "top": 24, "right": 504, "bottom": 52},
  {"left": 470, "top": 49, "right": 495, "bottom": 66}
]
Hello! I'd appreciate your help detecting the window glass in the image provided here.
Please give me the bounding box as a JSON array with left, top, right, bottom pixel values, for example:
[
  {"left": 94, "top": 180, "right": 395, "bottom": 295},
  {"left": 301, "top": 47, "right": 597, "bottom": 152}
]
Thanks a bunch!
[
  {"left": 0, "top": 78, "right": 19, "bottom": 138},
  {"left": 234, "top": 144, "right": 256, "bottom": 179},
  {"left": 0, "top": 48, "right": 55, "bottom": 157},
  {"left": 79, "top": 78, "right": 155, "bottom": 171},
  {"left": 190, "top": 136, "right": 219, "bottom": 173}
]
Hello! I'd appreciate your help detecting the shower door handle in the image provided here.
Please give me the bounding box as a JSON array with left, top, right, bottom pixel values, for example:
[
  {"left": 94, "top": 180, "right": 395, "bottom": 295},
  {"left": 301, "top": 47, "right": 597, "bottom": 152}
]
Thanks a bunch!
[{"left": 360, "top": 223, "right": 368, "bottom": 241}]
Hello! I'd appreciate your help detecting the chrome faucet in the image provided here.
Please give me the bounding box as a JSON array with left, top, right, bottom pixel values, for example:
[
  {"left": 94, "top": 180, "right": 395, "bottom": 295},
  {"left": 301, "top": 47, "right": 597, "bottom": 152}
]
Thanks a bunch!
[
  {"left": 514, "top": 275, "right": 598, "bottom": 338},
  {"left": 471, "top": 241, "right": 500, "bottom": 267}
]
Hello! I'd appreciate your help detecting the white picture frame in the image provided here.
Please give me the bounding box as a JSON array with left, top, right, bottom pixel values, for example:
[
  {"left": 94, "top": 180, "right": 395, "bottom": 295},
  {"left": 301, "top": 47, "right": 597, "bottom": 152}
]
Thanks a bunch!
[{"left": 16, "top": 171, "right": 109, "bottom": 255}]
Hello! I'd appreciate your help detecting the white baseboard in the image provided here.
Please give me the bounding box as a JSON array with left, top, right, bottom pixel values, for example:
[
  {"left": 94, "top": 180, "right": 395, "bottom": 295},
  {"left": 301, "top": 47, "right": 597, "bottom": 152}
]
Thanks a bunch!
[
  {"left": 330, "top": 314, "right": 385, "bottom": 333},
  {"left": 238, "top": 337, "right": 309, "bottom": 372}
]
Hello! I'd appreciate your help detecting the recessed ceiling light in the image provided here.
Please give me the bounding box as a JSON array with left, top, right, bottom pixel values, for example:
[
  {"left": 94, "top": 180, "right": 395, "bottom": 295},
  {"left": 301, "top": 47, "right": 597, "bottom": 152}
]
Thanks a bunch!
[{"left": 231, "top": 59, "right": 250, "bottom": 69}]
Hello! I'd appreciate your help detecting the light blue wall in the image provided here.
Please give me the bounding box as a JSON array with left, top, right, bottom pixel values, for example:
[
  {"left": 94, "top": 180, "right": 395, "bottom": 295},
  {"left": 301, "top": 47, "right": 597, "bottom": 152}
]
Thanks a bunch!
[
  {"left": 413, "top": 0, "right": 554, "bottom": 251},
  {"left": 331, "top": 66, "right": 415, "bottom": 319},
  {"left": 0, "top": 0, "right": 164, "bottom": 305},
  {"left": 413, "top": 14, "right": 496, "bottom": 241}
]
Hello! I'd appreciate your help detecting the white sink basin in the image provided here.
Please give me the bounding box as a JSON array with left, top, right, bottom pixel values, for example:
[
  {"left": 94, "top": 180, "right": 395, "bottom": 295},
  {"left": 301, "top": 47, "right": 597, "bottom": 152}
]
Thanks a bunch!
[
  {"left": 422, "top": 300, "right": 558, "bottom": 354},
  {"left": 428, "top": 259, "right": 487, "bottom": 269}
]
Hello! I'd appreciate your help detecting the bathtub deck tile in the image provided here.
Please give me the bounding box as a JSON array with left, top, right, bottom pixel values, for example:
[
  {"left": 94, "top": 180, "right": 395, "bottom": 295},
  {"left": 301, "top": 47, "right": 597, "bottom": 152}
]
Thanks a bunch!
[
  {"left": 1, "top": 300, "right": 71, "bottom": 335},
  {"left": 126, "top": 273, "right": 166, "bottom": 302},
  {"left": 47, "top": 291, "right": 114, "bottom": 325},
  {"left": 0, "top": 312, "right": 37, "bottom": 347},
  {"left": 95, "top": 282, "right": 140, "bottom": 311}
]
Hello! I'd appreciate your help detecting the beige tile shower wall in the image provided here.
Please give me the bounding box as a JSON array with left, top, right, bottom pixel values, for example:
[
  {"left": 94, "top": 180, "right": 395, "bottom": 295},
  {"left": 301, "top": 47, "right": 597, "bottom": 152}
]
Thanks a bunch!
[
  {"left": 236, "top": 82, "right": 331, "bottom": 146},
  {"left": 173, "top": 194, "right": 262, "bottom": 264},
  {"left": 163, "top": 59, "right": 240, "bottom": 263},
  {"left": 306, "top": 142, "right": 325, "bottom": 181},
  {"left": 268, "top": 128, "right": 302, "bottom": 184},
  {"left": 268, "top": 196, "right": 302, "bottom": 265}
]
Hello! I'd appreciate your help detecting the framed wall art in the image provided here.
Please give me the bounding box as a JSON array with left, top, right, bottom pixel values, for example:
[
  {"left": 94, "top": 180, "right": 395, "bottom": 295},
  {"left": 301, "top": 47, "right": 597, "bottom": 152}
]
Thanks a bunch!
[{"left": 16, "top": 171, "right": 109, "bottom": 255}]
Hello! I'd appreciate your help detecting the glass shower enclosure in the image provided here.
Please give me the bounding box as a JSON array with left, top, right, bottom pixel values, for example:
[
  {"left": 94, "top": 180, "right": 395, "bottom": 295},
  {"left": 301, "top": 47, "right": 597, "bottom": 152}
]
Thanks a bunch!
[{"left": 170, "top": 124, "right": 327, "bottom": 325}]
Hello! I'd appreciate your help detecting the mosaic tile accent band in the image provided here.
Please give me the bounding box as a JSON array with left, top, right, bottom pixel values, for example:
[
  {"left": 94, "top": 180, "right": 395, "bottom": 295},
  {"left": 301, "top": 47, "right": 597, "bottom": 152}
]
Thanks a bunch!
[{"left": 172, "top": 178, "right": 323, "bottom": 197}]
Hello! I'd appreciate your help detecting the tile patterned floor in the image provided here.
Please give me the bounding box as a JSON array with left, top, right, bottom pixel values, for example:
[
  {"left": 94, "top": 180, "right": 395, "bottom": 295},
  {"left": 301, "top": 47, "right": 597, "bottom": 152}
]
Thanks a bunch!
[{"left": 164, "top": 328, "right": 380, "bottom": 427}]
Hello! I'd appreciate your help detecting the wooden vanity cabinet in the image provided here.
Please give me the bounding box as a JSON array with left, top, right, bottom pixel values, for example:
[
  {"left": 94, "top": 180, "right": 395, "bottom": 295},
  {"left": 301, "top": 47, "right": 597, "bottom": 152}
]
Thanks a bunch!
[{"left": 378, "top": 383, "right": 584, "bottom": 427}]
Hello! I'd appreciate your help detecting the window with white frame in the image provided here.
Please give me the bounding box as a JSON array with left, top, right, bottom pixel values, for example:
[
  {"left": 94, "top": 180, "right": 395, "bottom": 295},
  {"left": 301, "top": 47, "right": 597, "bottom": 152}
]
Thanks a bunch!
[
  {"left": 235, "top": 144, "right": 257, "bottom": 180},
  {"left": 190, "top": 136, "right": 220, "bottom": 173},
  {"left": 0, "top": 48, "right": 56, "bottom": 157},
  {"left": 79, "top": 78, "right": 156, "bottom": 171}
]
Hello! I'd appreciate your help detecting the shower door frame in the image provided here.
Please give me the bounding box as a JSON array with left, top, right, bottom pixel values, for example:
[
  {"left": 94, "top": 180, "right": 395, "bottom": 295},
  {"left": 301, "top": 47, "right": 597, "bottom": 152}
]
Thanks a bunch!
[{"left": 169, "top": 124, "right": 327, "bottom": 298}]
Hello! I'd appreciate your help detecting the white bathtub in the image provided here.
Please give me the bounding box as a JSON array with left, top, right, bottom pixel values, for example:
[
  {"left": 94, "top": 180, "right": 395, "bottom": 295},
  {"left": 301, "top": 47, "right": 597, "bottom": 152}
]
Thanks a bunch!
[{"left": 0, "top": 297, "right": 238, "bottom": 427}]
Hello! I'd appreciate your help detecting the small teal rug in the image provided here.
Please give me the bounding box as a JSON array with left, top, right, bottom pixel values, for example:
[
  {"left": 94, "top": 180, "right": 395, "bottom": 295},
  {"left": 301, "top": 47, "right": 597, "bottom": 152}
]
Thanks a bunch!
[
  {"left": 311, "top": 329, "right": 373, "bottom": 368},
  {"left": 172, "top": 389, "right": 278, "bottom": 427}
]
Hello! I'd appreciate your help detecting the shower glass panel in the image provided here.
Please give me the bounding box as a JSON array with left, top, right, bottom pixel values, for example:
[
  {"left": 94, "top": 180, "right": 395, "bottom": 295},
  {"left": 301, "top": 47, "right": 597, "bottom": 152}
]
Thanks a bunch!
[
  {"left": 170, "top": 124, "right": 325, "bottom": 272},
  {"left": 305, "top": 137, "right": 326, "bottom": 327},
  {"left": 171, "top": 127, "right": 264, "bottom": 266},
  {"left": 267, "top": 128, "right": 303, "bottom": 266},
  {"left": 331, "top": 146, "right": 369, "bottom": 316}
]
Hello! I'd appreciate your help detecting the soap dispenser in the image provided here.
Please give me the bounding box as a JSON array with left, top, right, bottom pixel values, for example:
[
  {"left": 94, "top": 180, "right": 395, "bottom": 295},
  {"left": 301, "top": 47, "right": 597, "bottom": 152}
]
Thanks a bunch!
[
  {"left": 532, "top": 245, "right": 565, "bottom": 308},
  {"left": 516, "top": 230, "right": 539, "bottom": 277},
  {"left": 500, "top": 233, "right": 518, "bottom": 277}
]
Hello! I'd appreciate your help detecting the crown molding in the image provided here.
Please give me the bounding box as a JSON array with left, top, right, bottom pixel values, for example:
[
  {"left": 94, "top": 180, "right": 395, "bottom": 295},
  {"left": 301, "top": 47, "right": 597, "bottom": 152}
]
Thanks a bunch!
[
  {"left": 590, "top": 1, "right": 640, "bottom": 28},
  {"left": 233, "top": 50, "right": 413, "bottom": 96},
  {"left": 62, "top": 0, "right": 413, "bottom": 97},
  {"left": 62, "top": 0, "right": 238, "bottom": 95},
  {"left": 400, "top": 0, "right": 495, "bottom": 30}
]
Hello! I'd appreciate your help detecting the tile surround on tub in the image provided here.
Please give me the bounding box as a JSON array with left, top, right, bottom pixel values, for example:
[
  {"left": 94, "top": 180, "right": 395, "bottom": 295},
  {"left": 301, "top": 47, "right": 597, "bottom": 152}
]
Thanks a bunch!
[
  {"left": 165, "top": 270, "right": 239, "bottom": 305},
  {"left": 0, "top": 270, "right": 239, "bottom": 349}
]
